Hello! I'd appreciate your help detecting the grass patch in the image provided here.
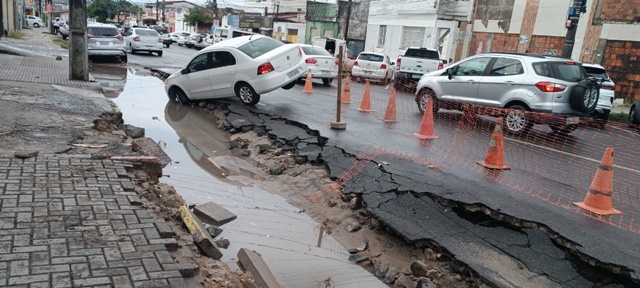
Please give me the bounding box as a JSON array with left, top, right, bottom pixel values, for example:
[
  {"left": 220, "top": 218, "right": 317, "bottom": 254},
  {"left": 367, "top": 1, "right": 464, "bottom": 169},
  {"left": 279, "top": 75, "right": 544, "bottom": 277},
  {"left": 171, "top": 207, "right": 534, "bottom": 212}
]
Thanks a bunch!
[
  {"left": 108, "top": 100, "right": 119, "bottom": 113},
  {"left": 609, "top": 112, "right": 629, "bottom": 123},
  {"left": 52, "top": 38, "right": 69, "bottom": 49},
  {"left": 8, "top": 31, "right": 26, "bottom": 39}
]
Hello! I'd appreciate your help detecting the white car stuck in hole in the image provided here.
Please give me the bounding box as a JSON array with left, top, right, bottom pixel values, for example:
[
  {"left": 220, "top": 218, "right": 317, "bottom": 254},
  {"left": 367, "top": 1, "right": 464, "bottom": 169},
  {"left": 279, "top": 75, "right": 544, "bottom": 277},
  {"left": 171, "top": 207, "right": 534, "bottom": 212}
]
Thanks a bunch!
[{"left": 165, "top": 35, "right": 306, "bottom": 106}]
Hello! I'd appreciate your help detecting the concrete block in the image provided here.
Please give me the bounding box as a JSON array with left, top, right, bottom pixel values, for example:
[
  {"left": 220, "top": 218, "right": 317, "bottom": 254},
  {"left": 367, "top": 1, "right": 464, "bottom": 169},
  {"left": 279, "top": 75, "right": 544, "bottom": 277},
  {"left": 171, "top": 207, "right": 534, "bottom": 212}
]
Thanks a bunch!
[
  {"left": 193, "top": 202, "right": 237, "bottom": 226},
  {"left": 131, "top": 138, "right": 171, "bottom": 167},
  {"left": 237, "top": 248, "right": 281, "bottom": 288},
  {"left": 178, "top": 205, "right": 222, "bottom": 260}
]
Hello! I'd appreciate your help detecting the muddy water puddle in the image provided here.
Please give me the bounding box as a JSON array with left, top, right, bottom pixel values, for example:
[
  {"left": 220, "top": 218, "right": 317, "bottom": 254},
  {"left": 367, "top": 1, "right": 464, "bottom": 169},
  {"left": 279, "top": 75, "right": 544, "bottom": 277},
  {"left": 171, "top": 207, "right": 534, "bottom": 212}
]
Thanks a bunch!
[{"left": 111, "top": 69, "right": 387, "bottom": 287}]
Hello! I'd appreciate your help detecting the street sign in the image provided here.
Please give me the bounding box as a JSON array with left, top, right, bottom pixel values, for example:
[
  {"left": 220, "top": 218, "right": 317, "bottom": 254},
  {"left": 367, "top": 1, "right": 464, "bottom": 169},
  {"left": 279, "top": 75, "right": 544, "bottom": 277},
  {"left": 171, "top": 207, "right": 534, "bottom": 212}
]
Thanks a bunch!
[
  {"left": 45, "top": 3, "right": 53, "bottom": 13},
  {"left": 213, "top": 19, "right": 219, "bottom": 26}
]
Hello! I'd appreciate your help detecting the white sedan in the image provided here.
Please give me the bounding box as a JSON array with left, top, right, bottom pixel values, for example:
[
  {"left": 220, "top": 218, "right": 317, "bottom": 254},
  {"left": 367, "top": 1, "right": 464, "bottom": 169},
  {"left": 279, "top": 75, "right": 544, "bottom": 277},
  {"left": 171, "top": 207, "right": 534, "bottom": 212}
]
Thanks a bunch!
[
  {"left": 165, "top": 35, "right": 307, "bottom": 106},
  {"left": 351, "top": 52, "right": 395, "bottom": 84}
]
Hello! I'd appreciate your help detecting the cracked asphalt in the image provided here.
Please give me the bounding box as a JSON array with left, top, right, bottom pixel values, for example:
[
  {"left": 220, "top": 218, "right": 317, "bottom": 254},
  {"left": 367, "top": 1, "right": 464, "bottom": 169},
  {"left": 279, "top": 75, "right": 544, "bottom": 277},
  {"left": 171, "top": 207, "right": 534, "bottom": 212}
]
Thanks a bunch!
[{"left": 183, "top": 80, "right": 640, "bottom": 287}]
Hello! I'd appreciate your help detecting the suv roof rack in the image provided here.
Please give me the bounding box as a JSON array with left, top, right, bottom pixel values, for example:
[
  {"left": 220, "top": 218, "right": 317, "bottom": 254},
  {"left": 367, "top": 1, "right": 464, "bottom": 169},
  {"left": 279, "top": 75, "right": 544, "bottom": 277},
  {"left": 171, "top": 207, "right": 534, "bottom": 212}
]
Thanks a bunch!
[{"left": 482, "top": 52, "right": 546, "bottom": 58}]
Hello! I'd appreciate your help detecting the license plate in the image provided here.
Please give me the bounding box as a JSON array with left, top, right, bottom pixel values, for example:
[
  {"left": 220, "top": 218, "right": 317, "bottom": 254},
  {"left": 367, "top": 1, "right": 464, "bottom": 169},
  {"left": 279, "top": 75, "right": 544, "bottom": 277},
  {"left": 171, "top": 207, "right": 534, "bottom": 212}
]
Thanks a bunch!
[
  {"left": 145, "top": 45, "right": 154, "bottom": 47},
  {"left": 412, "top": 74, "right": 422, "bottom": 79},
  {"left": 287, "top": 68, "right": 301, "bottom": 78},
  {"left": 566, "top": 117, "right": 580, "bottom": 125}
]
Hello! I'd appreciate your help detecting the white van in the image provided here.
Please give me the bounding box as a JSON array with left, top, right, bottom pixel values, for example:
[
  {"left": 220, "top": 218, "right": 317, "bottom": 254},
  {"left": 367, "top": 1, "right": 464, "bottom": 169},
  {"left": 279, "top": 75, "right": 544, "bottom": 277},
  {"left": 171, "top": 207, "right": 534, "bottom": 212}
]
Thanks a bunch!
[{"left": 213, "top": 27, "right": 254, "bottom": 44}]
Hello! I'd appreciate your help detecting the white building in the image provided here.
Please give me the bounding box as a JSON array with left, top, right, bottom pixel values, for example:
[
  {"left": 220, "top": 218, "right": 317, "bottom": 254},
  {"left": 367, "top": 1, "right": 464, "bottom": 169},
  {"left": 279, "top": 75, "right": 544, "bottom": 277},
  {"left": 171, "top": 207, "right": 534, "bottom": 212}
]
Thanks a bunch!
[
  {"left": 364, "top": 0, "right": 473, "bottom": 62},
  {"left": 273, "top": 21, "right": 306, "bottom": 43},
  {"left": 218, "top": 0, "right": 306, "bottom": 14}
]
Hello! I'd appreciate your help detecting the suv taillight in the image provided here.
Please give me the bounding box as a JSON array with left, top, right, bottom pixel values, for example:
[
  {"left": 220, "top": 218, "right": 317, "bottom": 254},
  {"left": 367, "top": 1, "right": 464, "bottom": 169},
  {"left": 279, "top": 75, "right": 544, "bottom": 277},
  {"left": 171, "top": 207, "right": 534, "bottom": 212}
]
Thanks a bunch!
[
  {"left": 133, "top": 36, "right": 140, "bottom": 42},
  {"left": 257, "top": 62, "right": 275, "bottom": 75},
  {"left": 396, "top": 58, "right": 401, "bottom": 70},
  {"left": 535, "top": 82, "right": 567, "bottom": 93},
  {"left": 115, "top": 35, "right": 123, "bottom": 41},
  {"left": 601, "top": 83, "right": 615, "bottom": 90},
  {"left": 438, "top": 62, "right": 444, "bottom": 70}
]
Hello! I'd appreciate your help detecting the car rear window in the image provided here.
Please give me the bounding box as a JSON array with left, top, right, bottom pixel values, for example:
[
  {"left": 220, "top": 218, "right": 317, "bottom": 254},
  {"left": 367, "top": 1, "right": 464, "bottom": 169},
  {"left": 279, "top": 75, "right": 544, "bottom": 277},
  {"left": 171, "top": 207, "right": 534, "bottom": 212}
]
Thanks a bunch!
[
  {"left": 583, "top": 66, "right": 608, "bottom": 79},
  {"left": 232, "top": 31, "right": 252, "bottom": 38},
  {"left": 531, "top": 62, "right": 586, "bottom": 82},
  {"left": 136, "top": 29, "right": 158, "bottom": 36},
  {"left": 404, "top": 48, "right": 440, "bottom": 59},
  {"left": 358, "top": 53, "right": 384, "bottom": 62},
  {"left": 302, "top": 46, "right": 332, "bottom": 56},
  {"left": 88, "top": 27, "right": 119, "bottom": 37},
  {"left": 238, "top": 37, "right": 284, "bottom": 59}
]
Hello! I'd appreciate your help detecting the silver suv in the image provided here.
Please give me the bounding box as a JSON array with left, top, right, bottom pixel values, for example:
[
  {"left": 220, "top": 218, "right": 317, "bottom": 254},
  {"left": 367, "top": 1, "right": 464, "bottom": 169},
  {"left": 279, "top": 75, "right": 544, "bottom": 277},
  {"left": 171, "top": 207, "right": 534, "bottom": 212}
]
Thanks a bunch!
[
  {"left": 415, "top": 52, "right": 600, "bottom": 134},
  {"left": 87, "top": 23, "right": 127, "bottom": 63}
]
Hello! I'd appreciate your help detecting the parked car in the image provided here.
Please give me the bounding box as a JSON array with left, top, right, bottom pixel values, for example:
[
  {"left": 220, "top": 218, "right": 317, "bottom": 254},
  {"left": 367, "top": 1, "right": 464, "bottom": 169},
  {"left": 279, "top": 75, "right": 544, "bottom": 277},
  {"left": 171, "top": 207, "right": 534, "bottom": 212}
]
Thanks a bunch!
[
  {"left": 582, "top": 63, "right": 615, "bottom": 126},
  {"left": 351, "top": 52, "right": 395, "bottom": 84},
  {"left": 630, "top": 100, "right": 640, "bottom": 128},
  {"left": 298, "top": 44, "right": 338, "bottom": 85},
  {"left": 87, "top": 23, "right": 126, "bottom": 63},
  {"left": 395, "top": 47, "right": 444, "bottom": 86},
  {"left": 311, "top": 36, "right": 355, "bottom": 72},
  {"left": 124, "top": 28, "right": 163, "bottom": 56},
  {"left": 185, "top": 33, "right": 206, "bottom": 49},
  {"left": 25, "top": 15, "right": 44, "bottom": 28},
  {"left": 169, "top": 32, "right": 182, "bottom": 43},
  {"left": 212, "top": 27, "right": 253, "bottom": 44},
  {"left": 176, "top": 32, "right": 191, "bottom": 46},
  {"left": 58, "top": 20, "right": 69, "bottom": 39},
  {"left": 165, "top": 35, "right": 306, "bottom": 106},
  {"left": 193, "top": 34, "right": 212, "bottom": 50},
  {"left": 415, "top": 52, "right": 601, "bottom": 135},
  {"left": 155, "top": 31, "right": 171, "bottom": 48}
]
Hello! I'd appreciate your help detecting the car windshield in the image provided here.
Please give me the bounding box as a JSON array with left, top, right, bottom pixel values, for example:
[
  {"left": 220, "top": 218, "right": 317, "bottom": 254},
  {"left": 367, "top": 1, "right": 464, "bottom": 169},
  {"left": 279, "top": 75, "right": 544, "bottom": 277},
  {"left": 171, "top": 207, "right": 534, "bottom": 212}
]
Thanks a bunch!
[
  {"left": 583, "top": 66, "right": 609, "bottom": 80},
  {"left": 404, "top": 48, "right": 439, "bottom": 59},
  {"left": 88, "top": 27, "right": 119, "bottom": 37},
  {"left": 137, "top": 29, "right": 158, "bottom": 36},
  {"left": 358, "top": 53, "right": 384, "bottom": 62},
  {"left": 238, "top": 37, "right": 284, "bottom": 59},
  {"left": 302, "top": 46, "right": 332, "bottom": 56}
]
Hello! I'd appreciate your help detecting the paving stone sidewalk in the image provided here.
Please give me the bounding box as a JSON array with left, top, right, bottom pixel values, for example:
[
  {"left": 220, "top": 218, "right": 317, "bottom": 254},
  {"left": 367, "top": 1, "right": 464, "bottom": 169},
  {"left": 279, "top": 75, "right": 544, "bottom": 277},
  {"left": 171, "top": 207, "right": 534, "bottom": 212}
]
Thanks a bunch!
[
  {"left": 0, "top": 154, "right": 188, "bottom": 287},
  {"left": 0, "top": 54, "right": 100, "bottom": 88}
]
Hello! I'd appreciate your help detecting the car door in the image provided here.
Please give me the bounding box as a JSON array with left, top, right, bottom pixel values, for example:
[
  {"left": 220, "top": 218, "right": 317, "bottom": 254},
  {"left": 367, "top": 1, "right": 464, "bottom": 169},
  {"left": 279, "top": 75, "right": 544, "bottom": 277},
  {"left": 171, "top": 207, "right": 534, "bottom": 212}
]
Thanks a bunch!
[
  {"left": 207, "top": 51, "right": 238, "bottom": 97},
  {"left": 181, "top": 53, "right": 214, "bottom": 99},
  {"left": 439, "top": 57, "right": 491, "bottom": 105},
  {"left": 476, "top": 57, "right": 525, "bottom": 107}
]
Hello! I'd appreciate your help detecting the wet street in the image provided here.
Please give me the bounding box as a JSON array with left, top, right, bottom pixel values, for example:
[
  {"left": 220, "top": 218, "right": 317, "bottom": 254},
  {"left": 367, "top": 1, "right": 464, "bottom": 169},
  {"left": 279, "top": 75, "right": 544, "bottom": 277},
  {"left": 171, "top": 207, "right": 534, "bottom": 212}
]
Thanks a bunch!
[{"left": 95, "top": 66, "right": 388, "bottom": 288}]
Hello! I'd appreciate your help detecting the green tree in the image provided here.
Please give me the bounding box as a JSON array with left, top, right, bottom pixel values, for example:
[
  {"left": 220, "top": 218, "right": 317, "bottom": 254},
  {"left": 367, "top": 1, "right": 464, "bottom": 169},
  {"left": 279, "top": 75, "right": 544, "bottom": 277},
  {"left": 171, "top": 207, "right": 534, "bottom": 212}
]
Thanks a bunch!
[
  {"left": 87, "top": 0, "right": 115, "bottom": 22},
  {"left": 184, "top": 7, "right": 214, "bottom": 27}
]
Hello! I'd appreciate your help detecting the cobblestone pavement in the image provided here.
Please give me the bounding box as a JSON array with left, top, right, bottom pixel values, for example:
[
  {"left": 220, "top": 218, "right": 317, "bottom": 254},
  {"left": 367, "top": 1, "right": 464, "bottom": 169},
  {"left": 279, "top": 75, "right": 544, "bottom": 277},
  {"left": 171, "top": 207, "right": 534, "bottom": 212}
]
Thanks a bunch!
[{"left": 0, "top": 155, "right": 188, "bottom": 287}]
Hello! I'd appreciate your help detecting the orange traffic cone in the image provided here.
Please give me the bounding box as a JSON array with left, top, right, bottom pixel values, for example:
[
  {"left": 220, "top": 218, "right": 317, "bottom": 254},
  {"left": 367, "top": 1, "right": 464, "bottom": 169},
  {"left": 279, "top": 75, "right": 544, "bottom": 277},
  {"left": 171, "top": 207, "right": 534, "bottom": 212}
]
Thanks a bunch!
[
  {"left": 303, "top": 71, "right": 313, "bottom": 93},
  {"left": 381, "top": 88, "right": 397, "bottom": 123},
  {"left": 574, "top": 148, "right": 621, "bottom": 215},
  {"left": 341, "top": 76, "right": 351, "bottom": 104},
  {"left": 357, "top": 81, "right": 374, "bottom": 112},
  {"left": 476, "top": 117, "right": 509, "bottom": 170},
  {"left": 413, "top": 96, "right": 438, "bottom": 139}
]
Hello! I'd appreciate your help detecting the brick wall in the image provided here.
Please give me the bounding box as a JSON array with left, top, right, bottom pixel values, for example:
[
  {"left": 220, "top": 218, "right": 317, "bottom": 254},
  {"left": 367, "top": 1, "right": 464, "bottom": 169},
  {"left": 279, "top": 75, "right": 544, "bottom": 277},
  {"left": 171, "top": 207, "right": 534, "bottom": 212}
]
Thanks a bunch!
[
  {"left": 599, "top": 0, "right": 640, "bottom": 21},
  {"left": 469, "top": 32, "right": 519, "bottom": 56},
  {"left": 603, "top": 41, "right": 640, "bottom": 99},
  {"left": 527, "top": 36, "right": 565, "bottom": 56},
  {"left": 579, "top": 0, "right": 603, "bottom": 62}
]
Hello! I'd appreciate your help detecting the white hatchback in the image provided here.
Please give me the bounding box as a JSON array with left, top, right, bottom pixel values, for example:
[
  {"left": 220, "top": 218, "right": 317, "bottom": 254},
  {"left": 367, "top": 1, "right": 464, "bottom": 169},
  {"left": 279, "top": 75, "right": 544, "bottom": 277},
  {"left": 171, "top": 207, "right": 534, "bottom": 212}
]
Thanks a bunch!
[
  {"left": 25, "top": 15, "right": 44, "bottom": 28},
  {"left": 165, "top": 35, "right": 307, "bottom": 106},
  {"left": 124, "top": 28, "right": 163, "bottom": 56},
  {"left": 299, "top": 44, "right": 338, "bottom": 85},
  {"left": 351, "top": 52, "right": 395, "bottom": 84}
]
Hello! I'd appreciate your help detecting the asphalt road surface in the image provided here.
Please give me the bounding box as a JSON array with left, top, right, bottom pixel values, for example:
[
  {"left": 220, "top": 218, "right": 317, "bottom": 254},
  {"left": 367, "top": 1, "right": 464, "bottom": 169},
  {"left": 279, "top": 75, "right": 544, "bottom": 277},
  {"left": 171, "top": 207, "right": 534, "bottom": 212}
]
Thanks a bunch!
[{"left": 127, "top": 42, "right": 198, "bottom": 74}]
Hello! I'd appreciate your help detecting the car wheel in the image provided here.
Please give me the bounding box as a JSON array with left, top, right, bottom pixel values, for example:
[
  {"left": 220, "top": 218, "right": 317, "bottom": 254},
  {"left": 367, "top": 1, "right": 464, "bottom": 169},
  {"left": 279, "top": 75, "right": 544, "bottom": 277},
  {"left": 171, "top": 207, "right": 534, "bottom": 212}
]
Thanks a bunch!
[
  {"left": 505, "top": 104, "right": 533, "bottom": 135},
  {"left": 322, "top": 78, "right": 333, "bottom": 86},
  {"left": 157, "top": 51, "right": 163, "bottom": 57},
  {"left": 62, "top": 34, "right": 67, "bottom": 40},
  {"left": 165, "top": 43, "right": 170, "bottom": 48},
  {"left": 235, "top": 83, "right": 260, "bottom": 106},
  {"left": 130, "top": 44, "right": 135, "bottom": 54},
  {"left": 549, "top": 124, "right": 578, "bottom": 135},
  {"left": 417, "top": 88, "right": 439, "bottom": 114},
  {"left": 33, "top": 23, "right": 39, "bottom": 28},
  {"left": 570, "top": 79, "right": 599, "bottom": 113},
  {"left": 178, "top": 43, "right": 183, "bottom": 46},
  {"left": 175, "top": 88, "right": 190, "bottom": 105},
  {"left": 148, "top": 51, "right": 152, "bottom": 55},
  {"left": 282, "top": 81, "right": 296, "bottom": 90},
  {"left": 629, "top": 105, "right": 638, "bottom": 128}
]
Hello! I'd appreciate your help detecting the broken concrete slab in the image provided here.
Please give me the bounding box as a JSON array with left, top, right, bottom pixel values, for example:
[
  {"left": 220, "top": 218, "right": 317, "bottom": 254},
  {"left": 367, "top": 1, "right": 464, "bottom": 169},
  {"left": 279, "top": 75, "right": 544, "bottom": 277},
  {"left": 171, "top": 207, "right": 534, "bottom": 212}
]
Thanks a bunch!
[
  {"left": 110, "top": 156, "right": 162, "bottom": 183},
  {"left": 193, "top": 202, "right": 237, "bottom": 226},
  {"left": 125, "top": 124, "right": 145, "bottom": 138},
  {"left": 14, "top": 150, "right": 39, "bottom": 158},
  {"left": 131, "top": 137, "right": 171, "bottom": 167},
  {"left": 237, "top": 248, "right": 282, "bottom": 288},
  {"left": 178, "top": 204, "right": 223, "bottom": 260}
]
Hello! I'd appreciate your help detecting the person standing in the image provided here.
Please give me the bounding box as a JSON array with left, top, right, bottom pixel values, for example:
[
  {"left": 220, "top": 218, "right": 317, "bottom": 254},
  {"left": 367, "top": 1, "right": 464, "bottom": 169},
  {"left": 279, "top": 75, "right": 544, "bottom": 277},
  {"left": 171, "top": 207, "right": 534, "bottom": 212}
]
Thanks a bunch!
[{"left": 53, "top": 18, "right": 60, "bottom": 34}]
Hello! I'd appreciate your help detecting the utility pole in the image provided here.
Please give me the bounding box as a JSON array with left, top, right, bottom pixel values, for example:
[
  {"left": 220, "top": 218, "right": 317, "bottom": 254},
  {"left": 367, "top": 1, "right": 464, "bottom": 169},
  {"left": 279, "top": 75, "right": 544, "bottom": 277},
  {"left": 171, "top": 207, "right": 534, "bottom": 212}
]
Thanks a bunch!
[
  {"left": 343, "top": 0, "right": 352, "bottom": 47},
  {"left": 155, "top": 0, "right": 159, "bottom": 22},
  {"left": 161, "top": 0, "right": 165, "bottom": 26},
  {"left": 69, "top": 0, "right": 88, "bottom": 80},
  {"left": 116, "top": 0, "right": 119, "bottom": 25},
  {"left": 562, "top": 0, "right": 588, "bottom": 58}
]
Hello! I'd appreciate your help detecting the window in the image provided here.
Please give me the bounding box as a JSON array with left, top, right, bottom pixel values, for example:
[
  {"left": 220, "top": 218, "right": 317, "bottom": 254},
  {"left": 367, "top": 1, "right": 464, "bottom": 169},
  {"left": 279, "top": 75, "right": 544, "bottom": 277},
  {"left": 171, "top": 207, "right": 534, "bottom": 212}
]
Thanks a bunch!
[
  {"left": 400, "top": 26, "right": 425, "bottom": 50},
  {"left": 238, "top": 37, "right": 283, "bottom": 58},
  {"left": 404, "top": 48, "right": 439, "bottom": 60},
  {"left": 301, "top": 46, "right": 332, "bottom": 56},
  {"left": 582, "top": 66, "right": 609, "bottom": 79},
  {"left": 323, "top": 29, "right": 333, "bottom": 38},
  {"left": 220, "top": 29, "right": 229, "bottom": 37},
  {"left": 377, "top": 25, "right": 386, "bottom": 48},
  {"left": 136, "top": 29, "right": 158, "bottom": 36},
  {"left": 88, "top": 27, "right": 119, "bottom": 37},
  {"left": 455, "top": 57, "right": 491, "bottom": 76},
  {"left": 288, "top": 29, "right": 298, "bottom": 36},
  {"left": 358, "top": 53, "right": 384, "bottom": 62},
  {"left": 187, "top": 53, "right": 210, "bottom": 73},
  {"left": 489, "top": 58, "right": 524, "bottom": 76},
  {"left": 310, "top": 27, "right": 319, "bottom": 37},
  {"left": 211, "top": 51, "right": 237, "bottom": 68}
]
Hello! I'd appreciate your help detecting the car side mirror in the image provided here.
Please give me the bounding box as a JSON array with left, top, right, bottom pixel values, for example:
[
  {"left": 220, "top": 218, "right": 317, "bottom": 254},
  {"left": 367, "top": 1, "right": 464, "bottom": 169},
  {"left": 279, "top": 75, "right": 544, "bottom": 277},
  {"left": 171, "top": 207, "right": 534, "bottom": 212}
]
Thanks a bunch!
[
  {"left": 446, "top": 68, "right": 454, "bottom": 80},
  {"left": 181, "top": 69, "right": 189, "bottom": 75},
  {"left": 390, "top": 62, "right": 395, "bottom": 66}
]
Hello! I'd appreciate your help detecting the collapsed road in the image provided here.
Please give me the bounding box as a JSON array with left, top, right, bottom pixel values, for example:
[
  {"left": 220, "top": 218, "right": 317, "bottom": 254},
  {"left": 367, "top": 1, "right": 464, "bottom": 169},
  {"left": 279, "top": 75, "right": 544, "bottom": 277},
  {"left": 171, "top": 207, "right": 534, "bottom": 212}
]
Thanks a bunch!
[{"left": 146, "top": 69, "right": 639, "bottom": 287}]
